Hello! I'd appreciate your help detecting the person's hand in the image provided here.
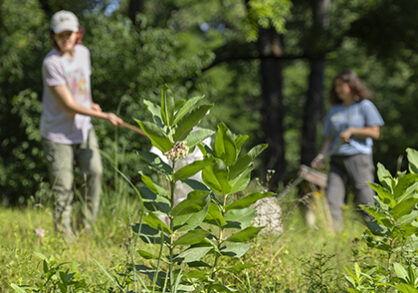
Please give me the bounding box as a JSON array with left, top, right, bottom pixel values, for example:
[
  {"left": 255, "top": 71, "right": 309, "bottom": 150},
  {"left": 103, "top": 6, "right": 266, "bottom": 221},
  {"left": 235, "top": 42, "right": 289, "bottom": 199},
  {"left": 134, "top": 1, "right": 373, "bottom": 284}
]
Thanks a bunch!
[
  {"left": 105, "top": 113, "right": 123, "bottom": 126},
  {"left": 340, "top": 128, "right": 352, "bottom": 143},
  {"left": 311, "top": 154, "right": 325, "bottom": 169},
  {"left": 91, "top": 103, "right": 102, "bottom": 112}
]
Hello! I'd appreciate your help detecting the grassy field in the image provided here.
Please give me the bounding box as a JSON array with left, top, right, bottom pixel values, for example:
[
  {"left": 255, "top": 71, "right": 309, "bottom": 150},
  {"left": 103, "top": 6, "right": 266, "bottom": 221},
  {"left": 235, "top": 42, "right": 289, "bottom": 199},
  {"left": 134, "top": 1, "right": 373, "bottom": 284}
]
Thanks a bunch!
[{"left": 0, "top": 186, "right": 372, "bottom": 292}]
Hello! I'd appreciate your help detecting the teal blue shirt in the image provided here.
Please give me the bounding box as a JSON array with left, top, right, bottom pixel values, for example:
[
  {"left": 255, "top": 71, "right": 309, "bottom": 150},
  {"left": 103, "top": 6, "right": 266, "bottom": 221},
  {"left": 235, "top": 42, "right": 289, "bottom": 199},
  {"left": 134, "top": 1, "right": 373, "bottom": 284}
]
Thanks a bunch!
[{"left": 323, "top": 99, "right": 384, "bottom": 156}]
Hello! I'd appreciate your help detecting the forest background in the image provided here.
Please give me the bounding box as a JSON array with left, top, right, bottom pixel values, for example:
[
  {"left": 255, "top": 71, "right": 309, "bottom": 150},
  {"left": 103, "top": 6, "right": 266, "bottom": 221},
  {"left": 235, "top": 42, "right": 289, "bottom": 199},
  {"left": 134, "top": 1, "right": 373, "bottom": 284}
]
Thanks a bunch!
[{"left": 1, "top": 0, "right": 417, "bottom": 205}]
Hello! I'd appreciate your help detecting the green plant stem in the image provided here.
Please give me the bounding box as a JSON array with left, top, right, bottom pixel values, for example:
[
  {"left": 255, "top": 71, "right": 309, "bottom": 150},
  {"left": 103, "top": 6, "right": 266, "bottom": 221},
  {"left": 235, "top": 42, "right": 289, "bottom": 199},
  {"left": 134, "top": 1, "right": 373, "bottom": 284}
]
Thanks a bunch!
[
  {"left": 132, "top": 208, "right": 144, "bottom": 292},
  {"left": 153, "top": 228, "right": 165, "bottom": 293},
  {"left": 169, "top": 160, "right": 176, "bottom": 293},
  {"left": 208, "top": 194, "right": 229, "bottom": 293}
]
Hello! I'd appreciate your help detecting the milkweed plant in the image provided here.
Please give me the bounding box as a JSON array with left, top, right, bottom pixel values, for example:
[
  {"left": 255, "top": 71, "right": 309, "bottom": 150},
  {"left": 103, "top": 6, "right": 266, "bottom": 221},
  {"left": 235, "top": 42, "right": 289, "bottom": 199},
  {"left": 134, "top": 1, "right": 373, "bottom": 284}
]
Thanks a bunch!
[{"left": 129, "top": 86, "right": 274, "bottom": 292}]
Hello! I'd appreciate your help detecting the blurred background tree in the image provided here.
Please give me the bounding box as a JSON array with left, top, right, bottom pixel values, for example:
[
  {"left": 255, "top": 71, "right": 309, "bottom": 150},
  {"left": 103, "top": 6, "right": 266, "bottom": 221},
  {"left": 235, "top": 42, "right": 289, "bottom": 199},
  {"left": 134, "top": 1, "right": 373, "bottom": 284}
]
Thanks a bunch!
[{"left": 0, "top": 0, "right": 416, "bottom": 204}]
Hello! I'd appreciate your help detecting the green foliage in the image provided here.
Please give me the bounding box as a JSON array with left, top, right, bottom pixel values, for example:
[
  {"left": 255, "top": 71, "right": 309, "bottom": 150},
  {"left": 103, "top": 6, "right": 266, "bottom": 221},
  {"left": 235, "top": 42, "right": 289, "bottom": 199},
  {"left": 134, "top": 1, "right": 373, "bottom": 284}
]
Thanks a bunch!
[
  {"left": 1, "top": 0, "right": 418, "bottom": 208},
  {"left": 130, "top": 87, "right": 271, "bottom": 291},
  {"left": 11, "top": 253, "right": 89, "bottom": 292},
  {"left": 299, "top": 252, "right": 337, "bottom": 293},
  {"left": 246, "top": 0, "right": 292, "bottom": 41},
  {"left": 344, "top": 148, "right": 418, "bottom": 292}
]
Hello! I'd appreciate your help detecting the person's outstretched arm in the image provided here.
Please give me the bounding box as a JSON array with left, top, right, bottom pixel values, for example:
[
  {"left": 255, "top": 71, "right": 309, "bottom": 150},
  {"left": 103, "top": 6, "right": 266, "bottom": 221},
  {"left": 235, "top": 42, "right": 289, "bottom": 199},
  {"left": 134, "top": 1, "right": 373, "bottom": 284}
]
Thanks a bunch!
[
  {"left": 50, "top": 85, "right": 123, "bottom": 126},
  {"left": 311, "top": 136, "right": 333, "bottom": 169}
]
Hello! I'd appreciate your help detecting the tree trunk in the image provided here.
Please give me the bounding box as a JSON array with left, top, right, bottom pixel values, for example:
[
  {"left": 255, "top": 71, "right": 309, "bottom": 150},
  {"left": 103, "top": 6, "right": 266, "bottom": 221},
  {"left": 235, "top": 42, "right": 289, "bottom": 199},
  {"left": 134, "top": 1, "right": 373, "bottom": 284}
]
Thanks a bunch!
[
  {"left": 257, "top": 27, "right": 286, "bottom": 183},
  {"left": 300, "top": 0, "right": 330, "bottom": 165},
  {"left": 128, "top": 0, "right": 144, "bottom": 26},
  {"left": 38, "top": 0, "right": 53, "bottom": 17}
]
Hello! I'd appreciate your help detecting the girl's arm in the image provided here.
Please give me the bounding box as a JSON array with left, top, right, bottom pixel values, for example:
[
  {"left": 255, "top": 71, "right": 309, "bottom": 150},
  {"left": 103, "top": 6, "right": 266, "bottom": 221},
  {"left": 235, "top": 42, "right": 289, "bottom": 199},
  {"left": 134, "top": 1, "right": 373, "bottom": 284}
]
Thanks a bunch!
[
  {"left": 339, "top": 126, "right": 380, "bottom": 143},
  {"left": 50, "top": 85, "right": 123, "bottom": 126},
  {"left": 311, "top": 136, "right": 333, "bottom": 169}
]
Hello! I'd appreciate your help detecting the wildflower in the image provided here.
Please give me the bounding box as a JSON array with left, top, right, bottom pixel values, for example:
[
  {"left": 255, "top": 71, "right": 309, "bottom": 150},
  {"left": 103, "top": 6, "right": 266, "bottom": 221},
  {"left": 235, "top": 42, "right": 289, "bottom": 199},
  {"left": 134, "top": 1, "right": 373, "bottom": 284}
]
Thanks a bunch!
[
  {"left": 165, "top": 142, "right": 189, "bottom": 161},
  {"left": 35, "top": 228, "right": 45, "bottom": 238},
  {"left": 266, "top": 169, "right": 276, "bottom": 185}
]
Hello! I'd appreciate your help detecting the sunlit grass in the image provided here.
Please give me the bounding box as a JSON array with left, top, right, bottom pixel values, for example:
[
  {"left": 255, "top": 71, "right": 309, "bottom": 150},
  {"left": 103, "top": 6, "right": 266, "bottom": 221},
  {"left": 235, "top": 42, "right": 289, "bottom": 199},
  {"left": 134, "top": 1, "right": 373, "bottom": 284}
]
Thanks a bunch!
[{"left": 0, "top": 187, "right": 372, "bottom": 292}]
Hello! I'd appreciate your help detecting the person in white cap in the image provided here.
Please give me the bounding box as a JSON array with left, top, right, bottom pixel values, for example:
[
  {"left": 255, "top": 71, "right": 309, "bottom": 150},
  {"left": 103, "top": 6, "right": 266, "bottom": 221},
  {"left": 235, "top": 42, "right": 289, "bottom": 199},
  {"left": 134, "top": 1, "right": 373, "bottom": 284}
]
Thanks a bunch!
[{"left": 40, "top": 10, "right": 123, "bottom": 238}]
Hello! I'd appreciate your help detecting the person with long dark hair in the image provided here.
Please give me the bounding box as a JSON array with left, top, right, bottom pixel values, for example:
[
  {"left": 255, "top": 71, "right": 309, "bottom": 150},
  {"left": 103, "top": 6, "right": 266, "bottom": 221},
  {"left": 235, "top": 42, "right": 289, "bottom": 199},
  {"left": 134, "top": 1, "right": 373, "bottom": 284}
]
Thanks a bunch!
[{"left": 311, "top": 69, "right": 384, "bottom": 229}]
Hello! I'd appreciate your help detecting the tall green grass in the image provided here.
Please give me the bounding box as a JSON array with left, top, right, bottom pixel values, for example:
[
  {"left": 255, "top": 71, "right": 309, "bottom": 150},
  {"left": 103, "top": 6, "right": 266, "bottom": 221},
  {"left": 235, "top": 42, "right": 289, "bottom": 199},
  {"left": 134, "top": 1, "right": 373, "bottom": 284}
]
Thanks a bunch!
[{"left": 1, "top": 183, "right": 369, "bottom": 292}]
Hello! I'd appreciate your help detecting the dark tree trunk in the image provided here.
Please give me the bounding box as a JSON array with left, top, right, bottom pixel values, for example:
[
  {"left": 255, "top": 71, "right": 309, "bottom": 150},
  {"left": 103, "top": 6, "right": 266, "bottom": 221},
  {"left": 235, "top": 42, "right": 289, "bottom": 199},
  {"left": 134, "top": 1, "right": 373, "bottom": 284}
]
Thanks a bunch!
[
  {"left": 257, "top": 27, "right": 286, "bottom": 182},
  {"left": 38, "top": 0, "right": 53, "bottom": 17},
  {"left": 300, "top": 0, "right": 330, "bottom": 165},
  {"left": 128, "top": 0, "right": 144, "bottom": 26}
]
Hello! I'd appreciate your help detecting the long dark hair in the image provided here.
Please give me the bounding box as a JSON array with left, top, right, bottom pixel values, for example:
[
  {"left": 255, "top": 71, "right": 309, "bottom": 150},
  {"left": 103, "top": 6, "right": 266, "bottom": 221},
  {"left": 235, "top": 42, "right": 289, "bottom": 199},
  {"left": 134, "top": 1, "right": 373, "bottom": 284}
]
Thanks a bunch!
[{"left": 330, "top": 69, "right": 372, "bottom": 105}]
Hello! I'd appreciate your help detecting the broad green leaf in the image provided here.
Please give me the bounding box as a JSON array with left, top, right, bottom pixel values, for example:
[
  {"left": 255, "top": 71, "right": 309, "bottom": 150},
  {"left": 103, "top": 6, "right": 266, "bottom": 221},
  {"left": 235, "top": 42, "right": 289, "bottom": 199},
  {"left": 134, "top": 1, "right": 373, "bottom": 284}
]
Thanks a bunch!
[
  {"left": 360, "top": 206, "right": 387, "bottom": 221},
  {"left": 395, "top": 284, "right": 417, "bottom": 293},
  {"left": 173, "top": 104, "right": 213, "bottom": 141},
  {"left": 214, "top": 123, "right": 227, "bottom": 159},
  {"left": 185, "top": 128, "right": 215, "bottom": 148},
  {"left": 134, "top": 264, "right": 166, "bottom": 285},
  {"left": 220, "top": 243, "right": 251, "bottom": 258},
  {"left": 229, "top": 154, "right": 252, "bottom": 180},
  {"left": 173, "top": 160, "right": 208, "bottom": 181},
  {"left": 365, "top": 221, "right": 390, "bottom": 236},
  {"left": 229, "top": 144, "right": 268, "bottom": 179},
  {"left": 394, "top": 174, "right": 418, "bottom": 200},
  {"left": 140, "top": 187, "right": 171, "bottom": 214},
  {"left": 221, "top": 124, "right": 237, "bottom": 166},
  {"left": 174, "top": 229, "right": 209, "bottom": 247},
  {"left": 398, "top": 210, "right": 418, "bottom": 225},
  {"left": 344, "top": 266, "right": 360, "bottom": 285},
  {"left": 137, "top": 249, "right": 159, "bottom": 260},
  {"left": 173, "top": 95, "right": 205, "bottom": 125},
  {"left": 392, "top": 198, "right": 418, "bottom": 219},
  {"left": 138, "top": 151, "right": 172, "bottom": 175},
  {"left": 172, "top": 191, "right": 209, "bottom": 216},
  {"left": 376, "top": 162, "right": 394, "bottom": 192},
  {"left": 182, "top": 270, "right": 210, "bottom": 281},
  {"left": 160, "top": 85, "right": 174, "bottom": 127},
  {"left": 368, "top": 183, "right": 396, "bottom": 207},
  {"left": 393, "top": 263, "right": 409, "bottom": 282},
  {"left": 406, "top": 148, "right": 418, "bottom": 174},
  {"left": 226, "top": 226, "right": 262, "bottom": 242},
  {"left": 229, "top": 165, "right": 253, "bottom": 194},
  {"left": 226, "top": 192, "right": 275, "bottom": 211},
  {"left": 140, "top": 173, "right": 169, "bottom": 198},
  {"left": 136, "top": 120, "right": 173, "bottom": 153},
  {"left": 214, "top": 123, "right": 236, "bottom": 166},
  {"left": 234, "top": 135, "right": 249, "bottom": 154},
  {"left": 174, "top": 99, "right": 185, "bottom": 112},
  {"left": 187, "top": 260, "right": 212, "bottom": 268},
  {"left": 204, "top": 203, "right": 227, "bottom": 227},
  {"left": 172, "top": 191, "right": 210, "bottom": 232},
  {"left": 202, "top": 160, "right": 231, "bottom": 195},
  {"left": 143, "top": 212, "right": 172, "bottom": 234},
  {"left": 175, "top": 246, "right": 212, "bottom": 263},
  {"left": 225, "top": 208, "right": 256, "bottom": 229},
  {"left": 132, "top": 223, "right": 169, "bottom": 245},
  {"left": 247, "top": 143, "right": 268, "bottom": 159},
  {"left": 354, "top": 262, "right": 361, "bottom": 279},
  {"left": 182, "top": 179, "right": 210, "bottom": 191},
  {"left": 143, "top": 99, "right": 163, "bottom": 126}
]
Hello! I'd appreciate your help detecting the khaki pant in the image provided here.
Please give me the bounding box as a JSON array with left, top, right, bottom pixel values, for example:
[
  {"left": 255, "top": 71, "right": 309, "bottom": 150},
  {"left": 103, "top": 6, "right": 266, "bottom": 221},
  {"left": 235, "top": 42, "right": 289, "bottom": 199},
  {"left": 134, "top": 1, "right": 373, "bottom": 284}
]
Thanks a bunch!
[
  {"left": 43, "top": 128, "right": 103, "bottom": 235},
  {"left": 326, "top": 154, "right": 375, "bottom": 228}
]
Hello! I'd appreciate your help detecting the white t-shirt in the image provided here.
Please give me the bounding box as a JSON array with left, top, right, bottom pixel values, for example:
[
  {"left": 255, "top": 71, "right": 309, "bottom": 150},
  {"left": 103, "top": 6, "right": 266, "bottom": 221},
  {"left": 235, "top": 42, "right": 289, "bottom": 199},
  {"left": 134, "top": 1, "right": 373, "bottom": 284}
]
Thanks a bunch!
[{"left": 40, "top": 45, "right": 92, "bottom": 144}]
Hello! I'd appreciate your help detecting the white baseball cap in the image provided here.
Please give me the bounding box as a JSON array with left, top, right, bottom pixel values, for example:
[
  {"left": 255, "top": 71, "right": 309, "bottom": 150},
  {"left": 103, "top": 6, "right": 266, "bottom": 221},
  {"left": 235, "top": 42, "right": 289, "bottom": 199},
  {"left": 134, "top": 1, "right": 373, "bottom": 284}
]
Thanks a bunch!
[{"left": 51, "top": 10, "right": 79, "bottom": 34}]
